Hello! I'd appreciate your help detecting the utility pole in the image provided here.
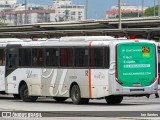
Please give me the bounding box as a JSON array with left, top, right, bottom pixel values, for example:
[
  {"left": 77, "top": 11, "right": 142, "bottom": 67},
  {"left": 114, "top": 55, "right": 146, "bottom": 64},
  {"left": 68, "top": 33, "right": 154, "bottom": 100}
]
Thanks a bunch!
[
  {"left": 25, "top": 0, "right": 27, "bottom": 24},
  {"left": 0, "top": 5, "right": 5, "bottom": 25},
  {"left": 3, "top": 4, "right": 5, "bottom": 24},
  {"left": 118, "top": 0, "right": 122, "bottom": 29},
  {"left": 158, "top": 0, "right": 160, "bottom": 16},
  {"left": 86, "top": 0, "right": 88, "bottom": 20},
  {"left": 65, "top": 3, "right": 68, "bottom": 21},
  {"left": 154, "top": 0, "right": 156, "bottom": 16},
  {"left": 142, "top": 0, "right": 144, "bottom": 14}
]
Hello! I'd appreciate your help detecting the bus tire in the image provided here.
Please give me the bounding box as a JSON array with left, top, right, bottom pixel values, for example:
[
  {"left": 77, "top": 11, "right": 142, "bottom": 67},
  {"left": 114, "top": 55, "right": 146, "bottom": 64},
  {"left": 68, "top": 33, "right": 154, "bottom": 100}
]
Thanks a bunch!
[
  {"left": 71, "top": 85, "right": 85, "bottom": 105},
  {"left": 105, "top": 95, "right": 123, "bottom": 104},
  {"left": 53, "top": 97, "right": 68, "bottom": 102},
  {"left": 115, "top": 96, "right": 123, "bottom": 104},
  {"left": 13, "top": 94, "right": 20, "bottom": 99},
  {"left": 20, "top": 85, "right": 38, "bottom": 102}
]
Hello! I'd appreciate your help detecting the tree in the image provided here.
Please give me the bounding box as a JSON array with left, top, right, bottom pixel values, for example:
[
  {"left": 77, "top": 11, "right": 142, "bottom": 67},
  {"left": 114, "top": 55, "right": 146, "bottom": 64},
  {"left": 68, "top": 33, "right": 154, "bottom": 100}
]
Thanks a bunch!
[
  {"left": 116, "top": 12, "right": 142, "bottom": 18},
  {"left": 143, "top": 5, "right": 158, "bottom": 16}
]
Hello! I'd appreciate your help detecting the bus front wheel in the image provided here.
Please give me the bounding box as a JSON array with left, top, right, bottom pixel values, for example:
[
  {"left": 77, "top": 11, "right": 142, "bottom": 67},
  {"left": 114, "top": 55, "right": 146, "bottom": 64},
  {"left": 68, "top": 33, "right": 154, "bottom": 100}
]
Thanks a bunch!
[
  {"left": 20, "top": 85, "right": 38, "bottom": 102},
  {"left": 105, "top": 95, "right": 123, "bottom": 104},
  {"left": 71, "top": 85, "right": 89, "bottom": 104}
]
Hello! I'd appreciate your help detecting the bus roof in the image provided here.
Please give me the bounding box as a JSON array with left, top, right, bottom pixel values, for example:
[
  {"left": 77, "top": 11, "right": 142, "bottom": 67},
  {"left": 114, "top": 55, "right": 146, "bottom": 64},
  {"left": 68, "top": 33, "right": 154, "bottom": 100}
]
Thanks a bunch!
[
  {"left": 0, "top": 38, "right": 22, "bottom": 43},
  {"left": 59, "top": 36, "right": 115, "bottom": 41},
  {"left": 0, "top": 36, "right": 155, "bottom": 48}
]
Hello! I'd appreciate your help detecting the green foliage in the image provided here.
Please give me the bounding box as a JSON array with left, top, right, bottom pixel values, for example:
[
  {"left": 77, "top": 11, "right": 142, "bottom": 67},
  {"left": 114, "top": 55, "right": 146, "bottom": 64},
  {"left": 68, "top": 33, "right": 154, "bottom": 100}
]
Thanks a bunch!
[
  {"left": 116, "top": 12, "right": 142, "bottom": 18},
  {"left": 116, "top": 5, "right": 158, "bottom": 18},
  {"left": 143, "top": 5, "right": 158, "bottom": 16}
]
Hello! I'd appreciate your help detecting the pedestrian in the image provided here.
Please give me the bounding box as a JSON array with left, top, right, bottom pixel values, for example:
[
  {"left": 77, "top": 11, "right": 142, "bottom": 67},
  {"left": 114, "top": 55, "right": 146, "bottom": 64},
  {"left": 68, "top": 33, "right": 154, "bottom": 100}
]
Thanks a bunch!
[{"left": 8, "top": 54, "right": 13, "bottom": 68}]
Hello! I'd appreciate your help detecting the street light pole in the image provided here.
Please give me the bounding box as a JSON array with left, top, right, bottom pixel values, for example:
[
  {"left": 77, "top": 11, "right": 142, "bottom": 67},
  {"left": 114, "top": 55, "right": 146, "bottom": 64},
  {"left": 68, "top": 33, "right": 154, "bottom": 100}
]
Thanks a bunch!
[
  {"left": 158, "top": 0, "right": 160, "bottom": 16},
  {"left": 25, "top": 0, "right": 27, "bottom": 24},
  {"left": 154, "top": 0, "right": 156, "bottom": 16},
  {"left": 86, "top": 0, "right": 88, "bottom": 20},
  {"left": 65, "top": 3, "right": 67, "bottom": 21},
  {"left": 118, "top": 0, "right": 122, "bottom": 29},
  {"left": 142, "top": 0, "right": 144, "bottom": 14}
]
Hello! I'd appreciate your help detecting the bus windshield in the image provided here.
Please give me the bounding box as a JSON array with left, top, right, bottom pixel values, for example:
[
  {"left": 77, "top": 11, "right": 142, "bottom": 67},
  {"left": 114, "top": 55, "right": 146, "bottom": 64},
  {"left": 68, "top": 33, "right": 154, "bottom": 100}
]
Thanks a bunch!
[{"left": 117, "top": 42, "right": 156, "bottom": 87}]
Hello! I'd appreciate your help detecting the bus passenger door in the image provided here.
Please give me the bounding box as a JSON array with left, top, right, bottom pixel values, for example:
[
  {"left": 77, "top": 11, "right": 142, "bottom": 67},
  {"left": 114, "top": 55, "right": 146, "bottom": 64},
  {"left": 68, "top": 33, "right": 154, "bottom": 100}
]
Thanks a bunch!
[
  {"left": 158, "top": 47, "right": 160, "bottom": 89},
  {"left": 0, "top": 48, "right": 6, "bottom": 91},
  {"left": 5, "top": 45, "right": 20, "bottom": 93}
]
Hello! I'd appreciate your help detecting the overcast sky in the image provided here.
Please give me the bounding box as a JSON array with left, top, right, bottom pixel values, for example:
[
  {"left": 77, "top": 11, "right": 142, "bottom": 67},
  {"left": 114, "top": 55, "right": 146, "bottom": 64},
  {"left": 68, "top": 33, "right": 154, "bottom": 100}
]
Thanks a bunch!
[{"left": 18, "top": 0, "right": 157, "bottom": 19}]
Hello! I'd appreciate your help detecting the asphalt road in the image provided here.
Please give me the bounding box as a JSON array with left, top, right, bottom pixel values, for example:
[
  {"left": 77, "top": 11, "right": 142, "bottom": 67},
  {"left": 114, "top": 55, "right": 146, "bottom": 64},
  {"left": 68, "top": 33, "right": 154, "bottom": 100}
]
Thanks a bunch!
[{"left": 0, "top": 94, "right": 160, "bottom": 120}]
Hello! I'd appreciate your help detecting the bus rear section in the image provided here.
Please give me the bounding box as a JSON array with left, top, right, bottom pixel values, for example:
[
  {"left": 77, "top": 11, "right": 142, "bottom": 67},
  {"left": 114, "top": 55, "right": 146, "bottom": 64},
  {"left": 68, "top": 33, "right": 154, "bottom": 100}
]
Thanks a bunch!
[{"left": 112, "top": 41, "right": 158, "bottom": 96}]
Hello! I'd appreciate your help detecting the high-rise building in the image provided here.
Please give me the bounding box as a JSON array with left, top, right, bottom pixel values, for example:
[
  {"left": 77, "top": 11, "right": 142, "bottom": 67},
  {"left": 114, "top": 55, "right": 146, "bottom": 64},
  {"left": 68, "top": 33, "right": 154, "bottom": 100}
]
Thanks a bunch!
[
  {"left": 2, "top": 4, "right": 56, "bottom": 25},
  {"left": 50, "top": 0, "right": 84, "bottom": 21},
  {"left": 0, "top": 0, "right": 84, "bottom": 26},
  {"left": 0, "top": 0, "right": 17, "bottom": 12},
  {"left": 0, "top": 0, "right": 18, "bottom": 25},
  {"left": 53, "top": 0, "right": 72, "bottom": 5},
  {"left": 0, "top": 0, "right": 17, "bottom": 4}
]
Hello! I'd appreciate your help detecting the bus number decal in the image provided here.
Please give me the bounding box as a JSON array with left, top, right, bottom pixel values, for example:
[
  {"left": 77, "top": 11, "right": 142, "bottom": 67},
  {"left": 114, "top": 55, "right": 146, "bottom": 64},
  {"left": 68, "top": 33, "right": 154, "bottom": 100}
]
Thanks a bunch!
[{"left": 85, "top": 70, "right": 88, "bottom": 76}]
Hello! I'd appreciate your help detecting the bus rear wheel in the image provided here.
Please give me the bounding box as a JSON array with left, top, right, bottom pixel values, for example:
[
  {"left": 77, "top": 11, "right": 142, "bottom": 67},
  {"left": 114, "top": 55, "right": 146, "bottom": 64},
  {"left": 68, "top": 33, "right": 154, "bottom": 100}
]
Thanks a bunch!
[
  {"left": 105, "top": 95, "right": 123, "bottom": 104},
  {"left": 71, "top": 85, "right": 89, "bottom": 105},
  {"left": 53, "top": 97, "right": 68, "bottom": 102},
  {"left": 20, "top": 85, "right": 38, "bottom": 102}
]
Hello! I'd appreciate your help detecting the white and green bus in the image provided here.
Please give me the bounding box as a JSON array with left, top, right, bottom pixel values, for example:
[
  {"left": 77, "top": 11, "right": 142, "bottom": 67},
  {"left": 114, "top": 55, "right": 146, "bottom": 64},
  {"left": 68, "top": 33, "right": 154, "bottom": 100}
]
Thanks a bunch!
[{"left": 3, "top": 36, "right": 158, "bottom": 104}]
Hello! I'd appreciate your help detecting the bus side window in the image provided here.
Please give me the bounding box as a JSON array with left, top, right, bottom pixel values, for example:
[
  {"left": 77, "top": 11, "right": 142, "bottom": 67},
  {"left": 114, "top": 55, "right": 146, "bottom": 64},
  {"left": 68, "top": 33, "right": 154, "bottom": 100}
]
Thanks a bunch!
[
  {"left": 19, "top": 48, "right": 31, "bottom": 67},
  {"left": 8, "top": 54, "right": 15, "bottom": 68},
  {"left": 89, "top": 48, "right": 104, "bottom": 68},
  {"left": 8, "top": 54, "right": 14, "bottom": 67},
  {"left": 75, "top": 48, "right": 89, "bottom": 67},
  {"left": 0, "top": 49, "right": 5, "bottom": 66},
  {"left": 60, "top": 48, "right": 67, "bottom": 67},
  {"left": 46, "top": 48, "right": 59, "bottom": 67},
  {"left": 105, "top": 47, "right": 110, "bottom": 68},
  {"left": 67, "top": 48, "right": 73, "bottom": 67},
  {"left": 60, "top": 48, "right": 73, "bottom": 67},
  {"left": 32, "top": 48, "right": 45, "bottom": 67}
]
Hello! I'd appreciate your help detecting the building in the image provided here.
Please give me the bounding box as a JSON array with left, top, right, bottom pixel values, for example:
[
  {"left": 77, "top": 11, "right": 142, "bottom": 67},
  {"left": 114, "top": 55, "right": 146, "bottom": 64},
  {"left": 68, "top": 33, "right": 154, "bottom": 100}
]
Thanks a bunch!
[
  {"left": 50, "top": 0, "right": 85, "bottom": 21},
  {"left": 0, "top": 4, "right": 56, "bottom": 25},
  {"left": 53, "top": 0, "right": 72, "bottom": 5},
  {"left": 106, "top": 5, "right": 147, "bottom": 18},
  {"left": 0, "top": 0, "right": 18, "bottom": 25},
  {"left": 0, "top": 0, "right": 85, "bottom": 25},
  {"left": 0, "top": 0, "right": 17, "bottom": 5},
  {"left": 0, "top": 0, "right": 18, "bottom": 13}
]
